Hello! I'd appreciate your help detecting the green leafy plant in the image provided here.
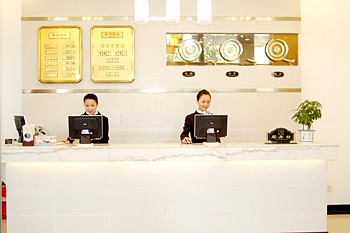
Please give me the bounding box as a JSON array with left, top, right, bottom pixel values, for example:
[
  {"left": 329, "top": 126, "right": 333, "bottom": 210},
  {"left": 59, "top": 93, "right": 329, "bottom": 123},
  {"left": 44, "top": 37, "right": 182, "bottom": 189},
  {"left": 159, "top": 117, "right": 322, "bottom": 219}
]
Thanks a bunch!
[{"left": 291, "top": 100, "right": 322, "bottom": 130}]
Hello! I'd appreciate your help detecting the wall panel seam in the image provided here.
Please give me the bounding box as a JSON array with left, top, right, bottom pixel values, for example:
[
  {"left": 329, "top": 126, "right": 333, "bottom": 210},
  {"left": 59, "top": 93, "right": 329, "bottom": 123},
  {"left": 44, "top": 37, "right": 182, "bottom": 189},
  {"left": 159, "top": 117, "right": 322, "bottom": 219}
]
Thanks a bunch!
[
  {"left": 21, "top": 16, "right": 301, "bottom": 22},
  {"left": 22, "top": 88, "right": 302, "bottom": 94}
]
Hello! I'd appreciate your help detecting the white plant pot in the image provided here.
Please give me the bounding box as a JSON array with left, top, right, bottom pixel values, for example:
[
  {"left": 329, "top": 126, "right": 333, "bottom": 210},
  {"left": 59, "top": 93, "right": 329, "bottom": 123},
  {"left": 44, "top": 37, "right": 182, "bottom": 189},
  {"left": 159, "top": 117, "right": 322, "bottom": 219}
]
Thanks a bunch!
[{"left": 299, "top": 130, "right": 315, "bottom": 143}]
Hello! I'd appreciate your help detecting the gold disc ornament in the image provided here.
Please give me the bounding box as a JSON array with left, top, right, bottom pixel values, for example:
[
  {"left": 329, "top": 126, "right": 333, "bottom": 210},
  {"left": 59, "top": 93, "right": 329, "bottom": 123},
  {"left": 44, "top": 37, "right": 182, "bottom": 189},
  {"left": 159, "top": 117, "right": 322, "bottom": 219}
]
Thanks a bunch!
[
  {"left": 219, "top": 39, "right": 243, "bottom": 61},
  {"left": 265, "top": 38, "right": 289, "bottom": 61},
  {"left": 178, "top": 39, "right": 202, "bottom": 61}
]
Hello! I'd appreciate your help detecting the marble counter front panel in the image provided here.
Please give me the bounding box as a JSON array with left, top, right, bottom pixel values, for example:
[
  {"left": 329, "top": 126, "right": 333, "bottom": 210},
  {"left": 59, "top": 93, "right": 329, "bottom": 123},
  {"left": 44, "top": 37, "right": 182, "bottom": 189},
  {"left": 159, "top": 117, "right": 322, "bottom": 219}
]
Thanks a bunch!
[{"left": 1, "top": 143, "right": 338, "bottom": 233}]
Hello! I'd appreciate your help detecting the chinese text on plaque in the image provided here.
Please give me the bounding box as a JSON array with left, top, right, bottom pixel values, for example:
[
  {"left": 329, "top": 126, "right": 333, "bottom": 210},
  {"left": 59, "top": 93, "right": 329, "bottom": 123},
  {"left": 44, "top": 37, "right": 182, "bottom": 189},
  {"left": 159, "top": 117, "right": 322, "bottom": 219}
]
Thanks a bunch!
[
  {"left": 91, "top": 26, "right": 135, "bottom": 83},
  {"left": 38, "top": 26, "right": 82, "bottom": 83}
]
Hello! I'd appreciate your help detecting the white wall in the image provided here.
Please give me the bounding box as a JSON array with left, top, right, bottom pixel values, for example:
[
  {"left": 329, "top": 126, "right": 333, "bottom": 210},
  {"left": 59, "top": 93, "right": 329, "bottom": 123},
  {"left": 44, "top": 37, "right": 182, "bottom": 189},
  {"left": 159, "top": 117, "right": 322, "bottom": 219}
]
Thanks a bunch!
[
  {"left": 300, "top": 0, "right": 350, "bottom": 204},
  {"left": 0, "top": 0, "right": 22, "bottom": 142}
]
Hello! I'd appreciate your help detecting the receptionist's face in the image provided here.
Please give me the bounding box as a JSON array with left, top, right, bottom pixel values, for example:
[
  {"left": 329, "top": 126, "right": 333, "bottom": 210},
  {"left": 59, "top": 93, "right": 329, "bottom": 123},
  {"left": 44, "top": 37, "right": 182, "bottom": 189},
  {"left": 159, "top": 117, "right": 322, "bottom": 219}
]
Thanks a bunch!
[
  {"left": 84, "top": 99, "right": 98, "bottom": 115},
  {"left": 197, "top": 94, "right": 211, "bottom": 112}
]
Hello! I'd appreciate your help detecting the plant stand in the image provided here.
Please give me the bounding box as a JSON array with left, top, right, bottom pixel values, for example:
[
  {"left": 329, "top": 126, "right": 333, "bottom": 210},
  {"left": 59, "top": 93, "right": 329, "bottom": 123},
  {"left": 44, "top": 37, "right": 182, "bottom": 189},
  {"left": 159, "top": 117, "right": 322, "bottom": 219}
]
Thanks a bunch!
[{"left": 299, "top": 130, "right": 315, "bottom": 143}]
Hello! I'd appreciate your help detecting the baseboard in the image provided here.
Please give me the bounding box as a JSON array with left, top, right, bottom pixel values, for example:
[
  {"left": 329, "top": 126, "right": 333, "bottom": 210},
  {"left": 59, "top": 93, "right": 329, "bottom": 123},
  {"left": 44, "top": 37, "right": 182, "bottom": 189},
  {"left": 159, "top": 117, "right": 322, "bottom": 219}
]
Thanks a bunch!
[{"left": 328, "top": 204, "right": 350, "bottom": 215}]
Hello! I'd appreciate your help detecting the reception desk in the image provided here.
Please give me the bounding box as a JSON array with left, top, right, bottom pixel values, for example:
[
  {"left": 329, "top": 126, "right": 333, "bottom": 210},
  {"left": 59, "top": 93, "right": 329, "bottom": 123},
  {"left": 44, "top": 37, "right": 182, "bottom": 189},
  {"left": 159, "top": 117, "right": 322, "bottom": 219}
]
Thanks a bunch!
[{"left": 1, "top": 143, "right": 338, "bottom": 233}]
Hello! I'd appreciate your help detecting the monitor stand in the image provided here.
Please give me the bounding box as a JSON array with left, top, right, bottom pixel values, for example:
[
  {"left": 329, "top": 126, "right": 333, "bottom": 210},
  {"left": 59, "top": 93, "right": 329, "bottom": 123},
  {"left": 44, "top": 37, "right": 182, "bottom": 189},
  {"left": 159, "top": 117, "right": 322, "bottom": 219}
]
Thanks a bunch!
[
  {"left": 18, "top": 134, "right": 23, "bottom": 143},
  {"left": 80, "top": 135, "right": 91, "bottom": 144},
  {"left": 203, "top": 134, "right": 220, "bottom": 146},
  {"left": 206, "top": 134, "right": 218, "bottom": 143}
]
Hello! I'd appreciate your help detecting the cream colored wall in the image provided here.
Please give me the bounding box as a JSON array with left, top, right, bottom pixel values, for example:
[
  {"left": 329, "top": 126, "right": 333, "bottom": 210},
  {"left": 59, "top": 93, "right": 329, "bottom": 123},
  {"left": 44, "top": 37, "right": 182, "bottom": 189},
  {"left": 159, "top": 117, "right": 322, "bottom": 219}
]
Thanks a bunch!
[
  {"left": 300, "top": 0, "right": 350, "bottom": 204},
  {"left": 0, "top": 0, "right": 22, "bottom": 142},
  {"left": 19, "top": 0, "right": 301, "bottom": 144},
  {"left": 21, "top": 0, "right": 300, "bottom": 17}
]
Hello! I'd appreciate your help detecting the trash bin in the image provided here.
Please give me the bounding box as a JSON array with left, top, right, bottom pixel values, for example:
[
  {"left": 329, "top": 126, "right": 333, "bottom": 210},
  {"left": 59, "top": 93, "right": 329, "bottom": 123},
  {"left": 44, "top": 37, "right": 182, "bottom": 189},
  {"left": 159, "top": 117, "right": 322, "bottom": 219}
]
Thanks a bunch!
[{"left": 2, "top": 181, "right": 6, "bottom": 219}]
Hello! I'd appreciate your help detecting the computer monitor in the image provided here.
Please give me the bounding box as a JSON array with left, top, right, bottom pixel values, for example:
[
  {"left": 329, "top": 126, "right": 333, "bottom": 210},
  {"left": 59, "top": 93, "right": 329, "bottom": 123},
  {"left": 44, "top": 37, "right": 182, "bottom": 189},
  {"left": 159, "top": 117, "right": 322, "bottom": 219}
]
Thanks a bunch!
[
  {"left": 194, "top": 114, "right": 228, "bottom": 143},
  {"left": 14, "top": 115, "right": 26, "bottom": 143},
  {"left": 68, "top": 115, "right": 103, "bottom": 144}
]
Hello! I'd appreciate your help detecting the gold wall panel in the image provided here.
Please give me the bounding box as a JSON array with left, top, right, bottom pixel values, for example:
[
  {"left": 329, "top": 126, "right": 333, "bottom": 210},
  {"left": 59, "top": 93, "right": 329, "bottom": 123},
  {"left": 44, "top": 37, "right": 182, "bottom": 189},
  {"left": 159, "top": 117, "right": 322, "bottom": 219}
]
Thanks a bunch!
[
  {"left": 166, "top": 33, "right": 298, "bottom": 66},
  {"left": 91, "top": 26, "right": 135, "bottom": 83},
  {"left": 38, "top": 26, "right": 82, "bottom": 83}
]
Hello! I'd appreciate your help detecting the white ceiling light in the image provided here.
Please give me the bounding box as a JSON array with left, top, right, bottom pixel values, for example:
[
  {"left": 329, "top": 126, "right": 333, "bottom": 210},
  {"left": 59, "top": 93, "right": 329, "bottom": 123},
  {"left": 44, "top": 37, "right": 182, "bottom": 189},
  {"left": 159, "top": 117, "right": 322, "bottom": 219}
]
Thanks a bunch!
[
  {"left": 166, "top": 0, "right": 180, "bottom": 24},
  {"left": 134, "top": 0, "right": 149, "bottom": 24},
  {"left": 197, "top": 0, "right": 212, "bottom": 24}
]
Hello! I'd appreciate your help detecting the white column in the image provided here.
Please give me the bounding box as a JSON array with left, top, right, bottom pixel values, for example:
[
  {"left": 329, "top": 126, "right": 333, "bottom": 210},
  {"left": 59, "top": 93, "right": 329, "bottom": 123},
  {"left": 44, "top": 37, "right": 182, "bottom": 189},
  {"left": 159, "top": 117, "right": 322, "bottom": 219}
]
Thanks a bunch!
[{"left": 0, "top": 0, "right": 22, "bottom": 142}]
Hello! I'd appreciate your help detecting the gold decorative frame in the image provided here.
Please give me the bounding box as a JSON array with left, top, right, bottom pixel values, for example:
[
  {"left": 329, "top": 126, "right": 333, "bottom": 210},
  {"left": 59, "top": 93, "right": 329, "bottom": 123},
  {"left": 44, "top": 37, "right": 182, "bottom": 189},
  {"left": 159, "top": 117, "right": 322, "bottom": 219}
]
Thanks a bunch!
[
  {"left": 91, "top": 26, "right": 135, "bottom": 83},
  {"left": 38, "top": 26, "right": 82, "bottom": 83}
]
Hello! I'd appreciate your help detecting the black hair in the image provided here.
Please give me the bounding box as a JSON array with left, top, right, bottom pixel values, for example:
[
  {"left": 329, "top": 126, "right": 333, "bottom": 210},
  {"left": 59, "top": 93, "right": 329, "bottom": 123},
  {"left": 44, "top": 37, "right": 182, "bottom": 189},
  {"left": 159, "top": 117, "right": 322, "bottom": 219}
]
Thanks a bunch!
[
  {"left": 196, "top": 89, "right": 211, "bottom": 100},
  {"left": 83, "top": 93, "right": 98, "bottom": 104}
]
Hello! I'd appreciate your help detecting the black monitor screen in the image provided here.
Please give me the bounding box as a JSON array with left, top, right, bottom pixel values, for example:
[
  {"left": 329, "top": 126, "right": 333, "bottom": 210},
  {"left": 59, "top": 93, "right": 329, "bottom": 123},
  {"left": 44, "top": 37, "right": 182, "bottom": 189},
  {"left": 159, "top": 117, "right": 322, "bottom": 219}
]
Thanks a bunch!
[
  {"left": 68, "top": 115, "right": 103, "bottom": 144},
  {"left": 194, "top": 115, "right": 228, "bottom": 143},
  {"left": 14, "top": 115, "right": 26, "bottom": 143}
]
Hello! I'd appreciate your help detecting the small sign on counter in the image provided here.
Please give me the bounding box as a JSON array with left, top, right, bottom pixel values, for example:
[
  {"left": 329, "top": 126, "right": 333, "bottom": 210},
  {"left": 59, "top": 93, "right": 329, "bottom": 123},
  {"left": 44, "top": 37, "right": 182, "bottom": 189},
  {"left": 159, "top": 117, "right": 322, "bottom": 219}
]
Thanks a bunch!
[{"left": 35, "top": 136, "right": 57, "bottom": 146}]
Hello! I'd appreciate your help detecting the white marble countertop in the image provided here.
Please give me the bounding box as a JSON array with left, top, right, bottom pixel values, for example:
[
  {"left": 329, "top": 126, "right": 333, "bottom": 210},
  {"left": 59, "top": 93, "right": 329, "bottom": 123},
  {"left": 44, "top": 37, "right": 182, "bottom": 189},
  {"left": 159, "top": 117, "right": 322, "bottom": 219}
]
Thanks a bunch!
[{"left": 1, "top": 143, "right": 338, "bottom": 162}]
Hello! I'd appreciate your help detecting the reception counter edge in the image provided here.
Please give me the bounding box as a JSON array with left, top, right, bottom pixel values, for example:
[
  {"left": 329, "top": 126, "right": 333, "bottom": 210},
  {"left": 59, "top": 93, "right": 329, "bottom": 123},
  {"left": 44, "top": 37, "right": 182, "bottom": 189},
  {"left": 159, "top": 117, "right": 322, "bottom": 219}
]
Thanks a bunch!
[{"left": 1, "top": 143, "right": 338, "bottom": 163}]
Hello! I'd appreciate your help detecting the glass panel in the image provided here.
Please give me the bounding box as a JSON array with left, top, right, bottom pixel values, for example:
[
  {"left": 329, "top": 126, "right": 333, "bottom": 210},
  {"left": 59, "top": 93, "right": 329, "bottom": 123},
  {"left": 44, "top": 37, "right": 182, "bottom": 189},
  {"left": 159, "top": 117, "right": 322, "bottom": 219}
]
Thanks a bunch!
[{"left": 166, "top": 33, "right": 298, "bottom": 66}]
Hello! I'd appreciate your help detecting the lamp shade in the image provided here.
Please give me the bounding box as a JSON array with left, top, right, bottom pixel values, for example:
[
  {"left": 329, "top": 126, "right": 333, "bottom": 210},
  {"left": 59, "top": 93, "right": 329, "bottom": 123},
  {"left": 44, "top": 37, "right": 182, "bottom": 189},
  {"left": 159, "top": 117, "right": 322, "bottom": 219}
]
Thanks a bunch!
[
  {"left": 166, "top": 0, "right": 180, "bottom": 24},
  {"left": 134, "top": 0, "right": 149, "bottom": 24},
  {"left": 197, "top": 0, "right": 212, "bottom": 24}
]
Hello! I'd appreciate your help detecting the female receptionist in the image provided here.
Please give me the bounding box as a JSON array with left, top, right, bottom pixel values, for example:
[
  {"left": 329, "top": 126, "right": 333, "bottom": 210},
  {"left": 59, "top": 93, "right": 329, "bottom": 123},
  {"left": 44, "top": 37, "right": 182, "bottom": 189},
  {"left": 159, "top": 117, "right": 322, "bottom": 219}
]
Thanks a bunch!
[
  {"left": 180, "top": 89, "right": 212, "bottom": 144},
  {"left": 64, "top": 93, "right": 109, "bottom": 144}
]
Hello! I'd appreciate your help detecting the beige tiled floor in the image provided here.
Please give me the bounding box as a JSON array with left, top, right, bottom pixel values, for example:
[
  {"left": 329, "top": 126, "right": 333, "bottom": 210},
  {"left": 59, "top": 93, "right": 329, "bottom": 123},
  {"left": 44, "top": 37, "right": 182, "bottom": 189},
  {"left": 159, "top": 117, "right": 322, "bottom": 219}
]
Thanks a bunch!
[
  {"left": 328, "top": 215, "right": 350, "bottom": 233},
  {"left": 1, "top": 215, "right": 349, "bottom": 233},
  {"left": 1, "top": 220, "right": 5, "bottom": 233}
]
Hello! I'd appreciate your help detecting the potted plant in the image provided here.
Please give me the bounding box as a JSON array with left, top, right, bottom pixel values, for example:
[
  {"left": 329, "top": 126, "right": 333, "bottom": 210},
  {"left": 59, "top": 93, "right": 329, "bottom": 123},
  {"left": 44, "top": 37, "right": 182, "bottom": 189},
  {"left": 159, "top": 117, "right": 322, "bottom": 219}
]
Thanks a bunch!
[{"left": 291, "top": 100, "right": 322, "bottom": 143}]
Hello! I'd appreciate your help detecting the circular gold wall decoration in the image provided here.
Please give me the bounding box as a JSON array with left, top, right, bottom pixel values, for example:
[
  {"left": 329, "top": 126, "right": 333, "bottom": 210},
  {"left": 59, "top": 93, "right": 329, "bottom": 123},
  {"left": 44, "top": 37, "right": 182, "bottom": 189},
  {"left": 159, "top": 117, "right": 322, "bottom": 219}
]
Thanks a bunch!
[
  {"left": 178, "top": 39, "right": 202, "bottom": 61},
  {"left": 265, "top": 38, "right": 289, "bottom": 61},
  {"left": 219, "top": 39, "right": 243, "bottom": 61}
]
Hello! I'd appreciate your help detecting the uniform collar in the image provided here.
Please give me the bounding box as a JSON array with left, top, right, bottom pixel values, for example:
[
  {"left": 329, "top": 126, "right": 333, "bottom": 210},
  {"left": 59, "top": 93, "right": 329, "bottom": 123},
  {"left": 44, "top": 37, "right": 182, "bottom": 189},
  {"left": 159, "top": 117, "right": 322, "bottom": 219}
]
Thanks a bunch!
[{"left": 196, "top": 110, "right": 212, "bottom": 115}]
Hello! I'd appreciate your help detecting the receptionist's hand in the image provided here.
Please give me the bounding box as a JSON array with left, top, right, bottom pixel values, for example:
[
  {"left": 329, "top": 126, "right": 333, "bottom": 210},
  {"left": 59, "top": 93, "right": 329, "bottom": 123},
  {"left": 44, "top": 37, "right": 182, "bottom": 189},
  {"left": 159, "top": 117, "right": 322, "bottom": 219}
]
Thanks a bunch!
[
  {"left": 181, "top": 137, "right": 192, "bottom": 144},
  {"left": 58, "top": 139, "right": 70, "bottom": 144}
]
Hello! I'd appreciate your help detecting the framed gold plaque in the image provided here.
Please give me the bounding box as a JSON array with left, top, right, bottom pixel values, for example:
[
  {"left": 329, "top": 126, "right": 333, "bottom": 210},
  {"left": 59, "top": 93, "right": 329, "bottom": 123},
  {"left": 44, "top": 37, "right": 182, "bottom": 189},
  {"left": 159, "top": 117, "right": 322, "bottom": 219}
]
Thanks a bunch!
[
  {"left": 91, "top": 26, "right": 135, "bottom": 83},
  {"left": 38, "top": 26, "right": 82, "bottom": 83}
]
